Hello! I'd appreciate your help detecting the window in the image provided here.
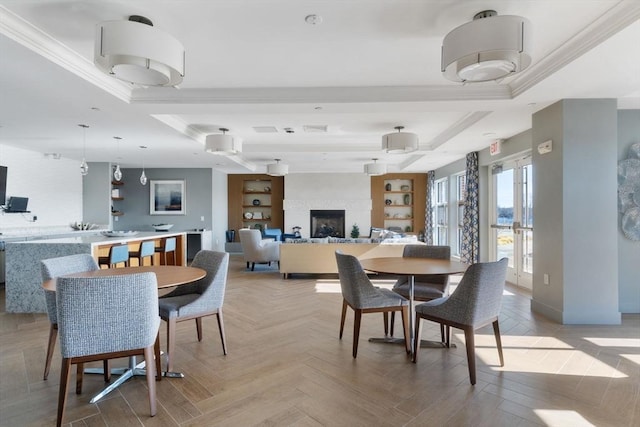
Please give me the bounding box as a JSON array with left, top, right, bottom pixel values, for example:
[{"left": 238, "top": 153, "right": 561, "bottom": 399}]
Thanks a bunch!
[
  {"left": 433, "top": 178, "right": 448, "bottom": 245},
  {"left": 455, "top": 173, "right": 466, "bottom": 256}
]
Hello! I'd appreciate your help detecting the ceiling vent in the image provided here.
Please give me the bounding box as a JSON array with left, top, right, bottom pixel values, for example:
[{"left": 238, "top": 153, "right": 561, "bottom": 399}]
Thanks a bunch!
[
  {"left": 303, "top": 125, "right": 328, "bottom": 133},
  {"left": 253, "top": 126, "right": 279, "bottom": 133}
]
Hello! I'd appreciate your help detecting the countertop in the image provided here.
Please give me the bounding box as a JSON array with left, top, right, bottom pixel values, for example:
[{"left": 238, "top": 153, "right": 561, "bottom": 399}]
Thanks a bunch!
[{"left": 8, "top": 231, "right": 185, "bottom": 246}]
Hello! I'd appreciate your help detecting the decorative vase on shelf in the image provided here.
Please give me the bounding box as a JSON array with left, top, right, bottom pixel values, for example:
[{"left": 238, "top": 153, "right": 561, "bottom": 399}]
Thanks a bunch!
[
  {"left": 252, "top": 199, "right": 261, "bottom": 206},
  {"left": 385, "top": 183, "right": 392, "bottom": 191},
  {"left": 403, "top": 194, "right": 410, "bottom": 205}
]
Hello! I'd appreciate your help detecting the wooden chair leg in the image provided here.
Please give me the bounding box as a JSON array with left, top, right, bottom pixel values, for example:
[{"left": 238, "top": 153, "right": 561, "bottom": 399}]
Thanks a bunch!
[
  {"left": 390, "top": 311, "right": 396, "bottom": 337},
  {"left": 166, "top": 318, "right": 177, "bottom": 372},
  {"left": 463, "top": 327, "right": 476, "bottom": 385},
  {"left": 143, "top": 346, "right": 157, "bottom": 417},
  {"left": 216, "top": 310, "right": 228, "bottom": 355},
  {"left": 413, "top": 316, "right": 421, "bottom": 363},
  {"left": 493, "top": 320, "right": 504, "bottom": 366},
  {"left": 154, "top": 335, "right": 162, "bottom": 381},
  {"left": 57, "top": 358, "right": 72, "bottom": 427},
  {"left": 383, "top": 312, "right": 389, "bottom": 336},
  {"left": 246, "top": 262, "right": 250, "bottom": 269},
  {"left": 445, "top": 325, "right": 451, "bottom": 348},
  {"left": 196, "top": 317, "right": 203, "bottom": 341},
  {"left": 251, "top": 262, "right": 255, "bottom": 271},
  {"left": 400, "top": 307, "right": 410, "bottom": 354},
  {"left": 352, "top": 309, "right": 362, "bottom": 358},
  {"left": 43, "top": 323, "right": 58, "bottom": 380},
  {"left": 103, "top": 360, "right": 110, "bottom": 382},
  {"left": 440, "top": 324, "right": 446, "bottom": 344},
  {"left": 339, "top": 300, "right": 347, "bottom": 339},
  {"left": 76, "top": 363, "right": 83, "bottom": 394}
]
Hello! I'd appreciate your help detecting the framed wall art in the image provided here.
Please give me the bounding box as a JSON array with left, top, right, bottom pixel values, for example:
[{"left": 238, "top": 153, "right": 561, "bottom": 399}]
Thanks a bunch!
[{"left": 150, "top": 180, "right": 185, "bottom": 215}]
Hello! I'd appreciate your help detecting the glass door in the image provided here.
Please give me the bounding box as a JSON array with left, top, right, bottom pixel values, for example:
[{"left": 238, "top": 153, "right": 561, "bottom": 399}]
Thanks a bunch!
[{"left": 490, "top": 157, "right": 533, "bottom": 289}]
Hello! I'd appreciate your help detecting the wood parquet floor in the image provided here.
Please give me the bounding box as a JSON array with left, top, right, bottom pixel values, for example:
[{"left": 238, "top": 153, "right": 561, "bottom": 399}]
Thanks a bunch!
[{"left": 1, "top": 254, "right": 638, "bottom": 426}]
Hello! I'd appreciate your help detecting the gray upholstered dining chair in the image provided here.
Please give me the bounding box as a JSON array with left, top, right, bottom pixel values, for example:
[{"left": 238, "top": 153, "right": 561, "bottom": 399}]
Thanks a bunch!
[
  {"left": 413, "top": 258, "right": 508, "bottom": 385},
  {"left": 40, "top": 254, "right": 101, "bottom": 381},
  {"left": 238, "top": 228, "right": 280, "bottom": 271},
  {"left": 335, "top": 251, "right": 410, "bottom": 358},
  {"left": 55, "top": 272, "right": 161, "bottom": 427},
  {"left": 389, "top": 245, "right": 451, "bottom": 339},
  {"left": 158, "top": 250, "right": 229, "bottom": 373}
]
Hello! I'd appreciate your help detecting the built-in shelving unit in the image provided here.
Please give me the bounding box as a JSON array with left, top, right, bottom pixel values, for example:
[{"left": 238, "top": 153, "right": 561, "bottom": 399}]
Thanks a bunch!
[
  {"left": 371, "top": 173, "right": 427, "bottom": 234},
  {"left": 111, "top": 181, "right": 124, "bottom": 216},
  {"left": 227, "top": 174, "right": 284, "bottom": 242}
]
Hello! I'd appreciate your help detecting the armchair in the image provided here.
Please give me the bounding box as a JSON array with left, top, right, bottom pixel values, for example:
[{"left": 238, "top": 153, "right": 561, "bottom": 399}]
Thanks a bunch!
[{"left": 238, "top": 228, "right": 280, "bottom": 271}]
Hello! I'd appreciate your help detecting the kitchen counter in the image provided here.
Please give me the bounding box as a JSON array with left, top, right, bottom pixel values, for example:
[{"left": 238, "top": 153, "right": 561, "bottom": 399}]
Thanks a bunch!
[{"left": 5, "top": 231, "right": 186, "bottom": 313}]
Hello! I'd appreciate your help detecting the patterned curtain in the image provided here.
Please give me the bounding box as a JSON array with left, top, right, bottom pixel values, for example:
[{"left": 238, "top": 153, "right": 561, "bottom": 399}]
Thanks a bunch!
[
  {"left": 461, "top": 152, "right": 479, "bottom": 263},
  {"left": 424, "top": 171, "right": 435, "bottom": 245}
]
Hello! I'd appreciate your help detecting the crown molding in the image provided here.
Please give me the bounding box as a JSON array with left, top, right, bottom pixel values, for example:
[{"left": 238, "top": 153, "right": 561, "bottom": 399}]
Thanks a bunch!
[
  {"left": 132, "top": 84, "right": 512, "bottom": 105},
  {"left": 398, "top": 111, "right": 491, "bottom": 170},
  {"left": 509, "top": 0, "right": 640, "bottom": 98},
  {"left": 0, "top": 6, "right": 133, "bottom": 103}
]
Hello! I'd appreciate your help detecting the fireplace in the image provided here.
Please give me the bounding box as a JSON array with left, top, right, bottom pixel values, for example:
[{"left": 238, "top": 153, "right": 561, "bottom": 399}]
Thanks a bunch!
[{"left": 310, "top": 210, "right": 345, "bottom": 238}]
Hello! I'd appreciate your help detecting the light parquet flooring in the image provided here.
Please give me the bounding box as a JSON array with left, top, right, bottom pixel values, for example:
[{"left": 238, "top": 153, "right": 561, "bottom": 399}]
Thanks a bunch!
[{"left": 1, "top": 254, "right": 638, "bottom": 426}]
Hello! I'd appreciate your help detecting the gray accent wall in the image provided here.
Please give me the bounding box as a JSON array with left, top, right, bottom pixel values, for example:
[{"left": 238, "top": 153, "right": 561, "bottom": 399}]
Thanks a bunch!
[
  {"left": 532, "top": 99, "right": 620, "bottom": 324},
  {"left": 114, "top": 168, "right": 213, "bottom": 233},
  {"left": 82, "top": 162, "right": 111, "bottom": 227},
  {"left": 617, "top": 110, "right": 640, "bottom": 313}
]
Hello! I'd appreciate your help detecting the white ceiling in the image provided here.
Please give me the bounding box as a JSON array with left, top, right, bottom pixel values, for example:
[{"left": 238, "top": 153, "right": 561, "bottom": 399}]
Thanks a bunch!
[{"left": 0, "top": 0, "right": 639, "bottom": 175}]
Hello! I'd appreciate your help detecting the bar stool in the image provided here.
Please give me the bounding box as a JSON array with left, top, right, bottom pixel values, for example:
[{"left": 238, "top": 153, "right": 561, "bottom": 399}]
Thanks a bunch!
[
  {"left": 129, "top": 240, "right": 155, "bottom": 266},
  {"left": 98, "top": 244, "right": 130, "bottom": 268},
  {"left": 155, "top": 237, "right": 177, "bottom": 265}
]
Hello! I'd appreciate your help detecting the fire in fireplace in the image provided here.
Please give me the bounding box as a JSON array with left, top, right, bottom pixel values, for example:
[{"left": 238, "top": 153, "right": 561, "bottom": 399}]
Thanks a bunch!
[{"left": 310, "top": 210, "right": 345, "bottom": 238}]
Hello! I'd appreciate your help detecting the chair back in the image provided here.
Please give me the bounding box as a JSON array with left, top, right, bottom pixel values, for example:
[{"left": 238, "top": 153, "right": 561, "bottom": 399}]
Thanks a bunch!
[
  {"left": 56, "top": 272, "right": 160, "bottom": 358},
  {"left": 335, "top": 251, "right": 382, "bottom": 309},
  {"left": 139, "top": 240, "right": 155, "bottom": 257},
  {"left": 109, "top": 244, "right": 130, "bottom": 265},
  {"left": 403, "top": 245, "right": 451, "bottom": 286},
  {"left": 163, "top": 251, "right": 229, "bottom": 313},
  {"left": 41, "top": 254, "right": 100, "bottom": 324},
  {"left": 446, "top": 258, "right": 508, "bottom": 326},
  {"left": 163, "top": 237, "right": 177, "bottom": 252}
]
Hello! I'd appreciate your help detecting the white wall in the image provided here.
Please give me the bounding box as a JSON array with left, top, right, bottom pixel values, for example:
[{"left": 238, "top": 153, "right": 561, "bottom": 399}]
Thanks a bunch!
[
  {"left": 211, "top": 169, "right": 228, "bottom": 252},
  {"left": 283, "top": 173, "right": 371, "bottom": 238},
  {"left": 0, "top": 144, "right": 82, "bottom": 231}
]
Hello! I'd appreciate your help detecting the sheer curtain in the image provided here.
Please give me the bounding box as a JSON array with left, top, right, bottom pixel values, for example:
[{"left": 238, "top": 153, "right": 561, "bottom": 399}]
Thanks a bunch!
[
  {"left": 461, "top": 152, "right": 479, "bottom": 263},
  {"left": 424, "top": 170, "right": 435, "bottom": 245}
]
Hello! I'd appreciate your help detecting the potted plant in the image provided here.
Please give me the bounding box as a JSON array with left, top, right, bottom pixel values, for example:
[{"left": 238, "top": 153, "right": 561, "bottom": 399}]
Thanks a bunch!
[{"left": 350, "top": 224, "right": 360, "bottom": 238}]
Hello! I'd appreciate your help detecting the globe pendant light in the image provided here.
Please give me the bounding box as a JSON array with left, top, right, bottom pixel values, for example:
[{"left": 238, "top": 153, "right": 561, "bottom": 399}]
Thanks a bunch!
[
  {"left": 139, "top": 145, "right": 148, "bottom": 185},
  {"left": 78, "top": 124, "right": 89, "bottom": 176},
  {"left": 113, "top": 136, "right": 123, "bottom": 181}
]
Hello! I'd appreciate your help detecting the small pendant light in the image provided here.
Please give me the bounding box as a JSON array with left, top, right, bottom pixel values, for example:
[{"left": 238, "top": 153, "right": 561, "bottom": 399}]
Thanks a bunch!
[
  {"left": 113, "top": 136, "right": 123, "bottom": 181},
  {"left": 139, "top": 145, "right": 148, "bottom": 185},
  {"left": 78, "top": 124, "right": 89, "bottom": 176}
]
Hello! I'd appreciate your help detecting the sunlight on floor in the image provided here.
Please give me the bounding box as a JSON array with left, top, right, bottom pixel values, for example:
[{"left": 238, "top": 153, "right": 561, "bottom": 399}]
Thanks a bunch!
[
  {"left": 534, "top": 409, "right": 595, "bottom": 426},
  {"left": 584, "top": 337, "right": 640, "bottom": 347},
  {"left": 314, "top": 278, "right": 397, "bottom": 293},
  {"left": 467, "top": 333, "right": 630, "bottom": 378}
]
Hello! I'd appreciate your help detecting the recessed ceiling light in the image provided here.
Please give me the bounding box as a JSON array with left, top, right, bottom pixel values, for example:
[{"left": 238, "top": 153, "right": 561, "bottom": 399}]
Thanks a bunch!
[
  {"left": 314, "top": 106, "right": 322, "bottom": 110},
  {"left": 305, "top": 14, "right": 322, "bottom": 25},
  {"left": 90, "top": 107, "right": 100, "bottom": 111},
  {"left": 139, "top": 145, "right": 147, "bottom": 149}
]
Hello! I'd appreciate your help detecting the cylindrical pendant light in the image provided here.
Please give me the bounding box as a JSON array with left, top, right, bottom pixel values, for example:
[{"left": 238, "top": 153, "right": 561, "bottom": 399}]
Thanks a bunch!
[
  {"left": 267, "top": 159, "right": 288, "bottom": 176},
  {"left": 382, "top": 126, "right": 418, "bottom": 153}
]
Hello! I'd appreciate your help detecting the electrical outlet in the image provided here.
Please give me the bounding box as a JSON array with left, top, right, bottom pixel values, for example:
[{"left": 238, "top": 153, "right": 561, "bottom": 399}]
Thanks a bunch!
[
  {"left": 200, "top": 216, "right": 204, "bottom": 221},
  {"left": 543, "top": 273, "right": 550, "bottom": 285},
  {"left": 114, "top": 216, "right": 118, "bottom": 222}
]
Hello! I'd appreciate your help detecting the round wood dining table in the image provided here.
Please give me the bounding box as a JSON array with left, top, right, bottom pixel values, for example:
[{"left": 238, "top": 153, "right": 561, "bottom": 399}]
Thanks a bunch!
[
  {"left": 359, "top": 257, "right": 468, "bottom": 354},
  {"left": 42, "top": 264, "right": 206, "bottom": 403},
  {"left": 42, "top": 265, "right": 206, "bottom": 292}
]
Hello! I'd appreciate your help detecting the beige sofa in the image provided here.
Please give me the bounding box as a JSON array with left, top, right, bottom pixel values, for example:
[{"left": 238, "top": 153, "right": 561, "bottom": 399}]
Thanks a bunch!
[{"left": 279, "top": 241, "right": 418, "bottom": 278}]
